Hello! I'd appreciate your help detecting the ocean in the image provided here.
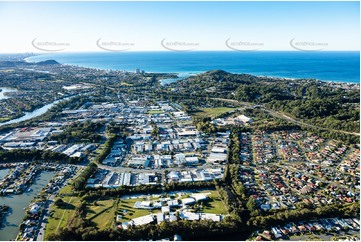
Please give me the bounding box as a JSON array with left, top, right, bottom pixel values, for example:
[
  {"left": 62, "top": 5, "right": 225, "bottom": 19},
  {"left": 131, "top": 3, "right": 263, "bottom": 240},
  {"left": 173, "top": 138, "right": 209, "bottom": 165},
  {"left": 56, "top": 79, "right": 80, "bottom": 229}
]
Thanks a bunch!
[{"left": 26, "top": 51, "right": 360, "bottom": 83}]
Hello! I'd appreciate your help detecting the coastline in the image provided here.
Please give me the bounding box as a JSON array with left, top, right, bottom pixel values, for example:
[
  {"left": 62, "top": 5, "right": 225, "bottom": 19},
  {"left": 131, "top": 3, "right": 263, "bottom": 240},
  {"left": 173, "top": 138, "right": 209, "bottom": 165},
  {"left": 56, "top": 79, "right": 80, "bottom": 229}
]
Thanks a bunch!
[{"left": 23, "top": 52, "right": 360, "bottom": 85}]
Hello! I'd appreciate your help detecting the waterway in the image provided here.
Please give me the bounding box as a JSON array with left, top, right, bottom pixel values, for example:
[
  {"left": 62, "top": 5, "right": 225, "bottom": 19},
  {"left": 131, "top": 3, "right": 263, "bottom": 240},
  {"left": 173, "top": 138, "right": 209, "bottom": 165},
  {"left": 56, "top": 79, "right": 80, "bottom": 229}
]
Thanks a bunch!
[
  {"left": 159, "top": 73, "right": 194, "bottom": 86},
  {"left": 0, "top": 93, "right": 77, "bottom": 127},
  {"left": 0, "top": 171, "right": 55, "bottom": 241},
  {"left": 0, "top": 169, "right": 10, "bottom": 180},
  {"left": 0, "top": 87, "right": 17, "bottom": 100},
  {"left": 0, "top": 100, "right": 64, "bottom": 127}
]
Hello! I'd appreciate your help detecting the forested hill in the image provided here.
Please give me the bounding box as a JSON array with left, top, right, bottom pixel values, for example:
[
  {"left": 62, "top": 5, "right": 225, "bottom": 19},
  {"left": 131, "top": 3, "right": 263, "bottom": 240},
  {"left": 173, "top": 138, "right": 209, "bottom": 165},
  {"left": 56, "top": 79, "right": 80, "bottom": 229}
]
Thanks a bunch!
[
  {"left": 167, "top": 70, "right": 360, "bottom": 133},
  {"left": 0, "top": 59, "right": 60, "bottom": 68},
  {"left": 36, "top": 60, "right": 60, "bottom": 65}
]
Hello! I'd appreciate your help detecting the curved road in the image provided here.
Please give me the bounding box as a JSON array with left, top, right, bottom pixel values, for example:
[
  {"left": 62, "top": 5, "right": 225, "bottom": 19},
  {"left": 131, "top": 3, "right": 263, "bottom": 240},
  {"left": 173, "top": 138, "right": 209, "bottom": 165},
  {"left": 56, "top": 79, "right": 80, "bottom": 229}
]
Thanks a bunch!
[{"left": 211, "top": 98, "right": 360, "bottom": 136}]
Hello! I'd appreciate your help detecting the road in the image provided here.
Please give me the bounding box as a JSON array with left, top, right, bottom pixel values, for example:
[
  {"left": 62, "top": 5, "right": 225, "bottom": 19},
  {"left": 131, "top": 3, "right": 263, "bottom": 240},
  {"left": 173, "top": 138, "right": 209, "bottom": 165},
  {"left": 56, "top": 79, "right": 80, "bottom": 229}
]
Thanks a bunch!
[
  {"left": 36, "top": 194, "right": 55, "bottom": 241},
  {"left": 263, "top": 108, "right": 360, "bottom": 136},
  {"left": 97, "top": 163, "right": 222, "bottom": 174},
  {"left": 211, "top": 98, "right": 359, "bottom": 136},
  {"left": 273, "top": 162, "right": 351, "bottom": 190},
  {"left": 34, "top": 167, "right": 84, "bottom": 241}
]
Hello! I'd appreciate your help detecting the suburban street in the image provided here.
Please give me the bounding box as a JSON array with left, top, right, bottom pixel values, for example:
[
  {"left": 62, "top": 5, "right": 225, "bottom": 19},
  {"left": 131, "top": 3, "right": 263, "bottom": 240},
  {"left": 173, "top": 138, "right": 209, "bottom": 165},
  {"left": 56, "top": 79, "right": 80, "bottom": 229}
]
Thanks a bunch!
[
  {"left": 34, "top": 167, "right": 84, "bottom": 241},
  {"left": 35, "top": 194, "right": 55, "bottom": 241}
]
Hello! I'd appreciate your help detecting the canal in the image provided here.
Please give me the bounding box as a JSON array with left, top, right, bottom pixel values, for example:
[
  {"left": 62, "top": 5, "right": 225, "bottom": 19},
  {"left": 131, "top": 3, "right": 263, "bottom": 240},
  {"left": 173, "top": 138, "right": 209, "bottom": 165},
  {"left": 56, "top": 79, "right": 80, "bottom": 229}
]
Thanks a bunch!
[
  {"left": 0, "top": 171, "right": 55, "bottom": 241},
  {"left": 0, "top": 169, "right": 10, "bottom": 179}
]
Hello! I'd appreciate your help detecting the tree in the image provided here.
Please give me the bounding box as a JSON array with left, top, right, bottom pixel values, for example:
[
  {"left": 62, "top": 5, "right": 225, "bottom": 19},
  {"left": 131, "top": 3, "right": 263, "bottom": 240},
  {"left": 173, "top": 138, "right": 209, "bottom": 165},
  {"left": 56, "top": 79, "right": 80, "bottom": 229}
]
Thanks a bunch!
[
  {"left": 72, "top": 163, "right": 98, "bottom": 191},
  {"left": 151, "top": 122, "right": 159, "bottom": 137},
  {"left": 246, "top": 197, "right": 257, "bottom": 212},
  {"left": 55, "top": 198, "right": 65, "bottom": 207}
]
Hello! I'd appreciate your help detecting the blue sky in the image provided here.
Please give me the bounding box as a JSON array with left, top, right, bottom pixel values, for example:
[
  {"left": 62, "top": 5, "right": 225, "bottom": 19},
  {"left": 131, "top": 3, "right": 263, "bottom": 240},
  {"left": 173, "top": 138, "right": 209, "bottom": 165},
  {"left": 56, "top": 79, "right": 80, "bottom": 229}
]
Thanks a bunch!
[{"left": 0, "top": 1, "right": 359, "bottom": 52}]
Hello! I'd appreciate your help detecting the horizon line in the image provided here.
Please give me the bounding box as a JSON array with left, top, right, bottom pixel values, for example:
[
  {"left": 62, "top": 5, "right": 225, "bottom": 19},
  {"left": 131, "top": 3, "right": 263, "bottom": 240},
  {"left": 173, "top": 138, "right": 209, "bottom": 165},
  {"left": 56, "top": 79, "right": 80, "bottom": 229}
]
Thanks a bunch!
[{"left": 2, "top": 50, "right": 360, "bottom": 55}]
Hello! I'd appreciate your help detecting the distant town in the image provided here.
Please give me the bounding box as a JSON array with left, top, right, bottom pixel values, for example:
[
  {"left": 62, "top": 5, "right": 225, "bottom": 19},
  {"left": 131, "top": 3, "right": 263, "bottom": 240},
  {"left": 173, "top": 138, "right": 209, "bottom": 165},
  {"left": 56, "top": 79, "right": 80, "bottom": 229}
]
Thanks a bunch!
[{"left": 0, "top": 56, "right": 359, "bottom": 241}]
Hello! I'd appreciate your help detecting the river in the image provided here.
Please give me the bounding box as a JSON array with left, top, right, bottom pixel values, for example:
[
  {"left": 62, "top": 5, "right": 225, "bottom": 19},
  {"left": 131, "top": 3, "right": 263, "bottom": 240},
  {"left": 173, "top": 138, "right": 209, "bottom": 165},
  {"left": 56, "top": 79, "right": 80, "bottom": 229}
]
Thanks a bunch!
[
  {"left": 0, "top": 90, "right": 77, "bottom": 127},
  {"left": 0, "top": 100, "right": 64, "bottom": 127},
  {"left": 1, "top": 87, "right": 63, "bottom": 127},
  {"left": 0, "top": 171, "right": 55, "bottom": 241}
]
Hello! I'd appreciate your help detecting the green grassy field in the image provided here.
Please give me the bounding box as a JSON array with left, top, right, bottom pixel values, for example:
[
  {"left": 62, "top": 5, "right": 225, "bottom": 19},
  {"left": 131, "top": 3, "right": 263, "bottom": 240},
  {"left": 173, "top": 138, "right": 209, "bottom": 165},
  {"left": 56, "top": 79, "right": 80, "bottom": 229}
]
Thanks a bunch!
[
  {"left": 46, "top": 191, "right": 118, "bottom": 238},
  {"left": 148, "top": 110, "right": 165, "bottom": 114},
  {"left": 0, "top": 118, "right": 10, "bottom": 122},
  {"left": 115, "top": 190, "right": 227, "bottom": 221},
  {"left": 117, "top": 198, "right": 161, "bottom": 222},
  {"left": 86, "top": 199, "right": 114, "bottom": 220},
  {"left": 120, "top": 82, "right": 133, "bottom": 86},
  {"left": 45, "top": 185, "right": 81, "bottom": 240},
  {"left": 196, "top": 190, "right": 228, "bottom": 214},
  {"left": 87, "top": 199, "right": 117, "bottom": 230},
  {"left": 192, "top": 107, "right": 236, "bottom": 118},
  {"left": 45, "top": 188, "right": 227, "bottom": 238}
]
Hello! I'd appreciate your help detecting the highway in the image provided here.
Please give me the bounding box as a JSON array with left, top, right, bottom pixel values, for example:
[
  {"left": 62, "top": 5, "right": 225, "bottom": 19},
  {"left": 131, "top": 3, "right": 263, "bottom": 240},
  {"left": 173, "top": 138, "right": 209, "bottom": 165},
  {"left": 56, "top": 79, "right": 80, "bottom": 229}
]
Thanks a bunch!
[{"left": 211, "top": 98, "right": 360, "bottom": 136}]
